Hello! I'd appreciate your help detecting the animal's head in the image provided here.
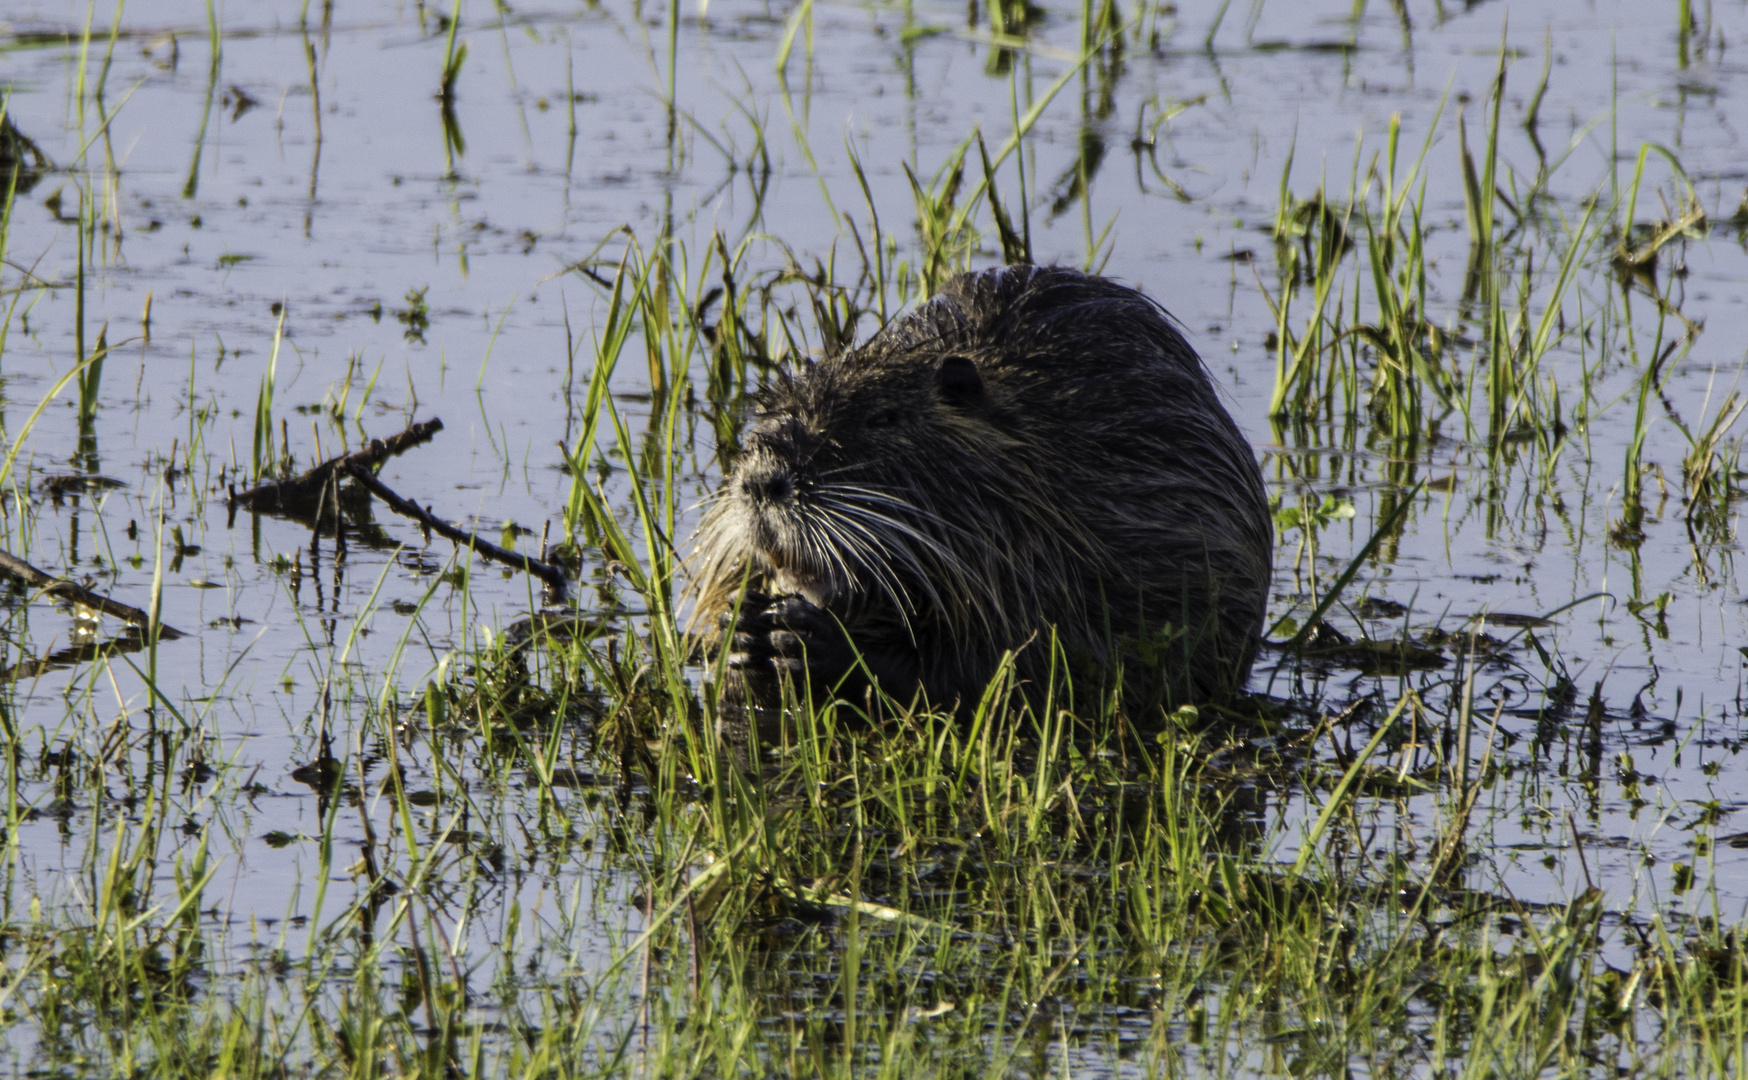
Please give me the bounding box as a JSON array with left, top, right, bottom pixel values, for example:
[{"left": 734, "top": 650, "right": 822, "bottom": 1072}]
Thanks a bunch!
[{"left": 694, "top": 340, "right": 1009, "bottom": 621}]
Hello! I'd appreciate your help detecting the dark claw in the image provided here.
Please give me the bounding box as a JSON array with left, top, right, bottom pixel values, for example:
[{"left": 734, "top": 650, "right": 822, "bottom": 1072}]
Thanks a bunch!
[
  {"left": 730, "top": 627, "right": 772, "bottom": 654},
  {"left": 765, "top": 596, "right": 834, "bottom": 633},
  {"left": 722, "top": 589, "right": 775, "bottom": 631},
  {"left": 733, "top": 588, "right": 774, "bottom": 611},
  {"left": 730, "top": 622, "right": 760, "bottom": 643}
]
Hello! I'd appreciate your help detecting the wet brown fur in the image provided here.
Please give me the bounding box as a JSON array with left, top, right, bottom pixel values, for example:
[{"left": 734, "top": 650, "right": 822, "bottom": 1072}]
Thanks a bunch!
[{"left": 689, "top": 265, "right": 1273, "bottom": 715}]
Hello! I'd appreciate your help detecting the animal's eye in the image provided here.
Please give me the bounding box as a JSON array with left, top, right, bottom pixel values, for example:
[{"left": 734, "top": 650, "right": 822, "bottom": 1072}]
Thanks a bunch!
[{"left": 867, "top": 410, "right": 898, "bottom": 428}]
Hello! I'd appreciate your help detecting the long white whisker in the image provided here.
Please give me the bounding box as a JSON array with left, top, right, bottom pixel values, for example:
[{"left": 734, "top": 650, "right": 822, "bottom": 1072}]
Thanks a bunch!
[
  {"left": 825, "top": 519, "right": 938, "bottom": 627},
  {"left": 818, "top": 507, "right": 926, "bottom": 626},
  {"left": 829, "top": 500, "right": 981, "bottom": 581},
  {"left": 818, "top": 496, "right": 1004, "bottom": 641},
  {"left": 799, "top": 507, "right": 857, "bottom": 603},
  {"left": 827, "top": 484, "right": 1019, "bottom": 565},
  {"left": 809, "top": 506, "right": 918, "bottom": 641}
]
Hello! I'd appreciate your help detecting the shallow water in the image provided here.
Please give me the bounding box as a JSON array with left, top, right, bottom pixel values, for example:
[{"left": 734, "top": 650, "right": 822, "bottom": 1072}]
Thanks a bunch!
[{"left": 4, "top": 0, "right": 1748, "bottom": 1068}]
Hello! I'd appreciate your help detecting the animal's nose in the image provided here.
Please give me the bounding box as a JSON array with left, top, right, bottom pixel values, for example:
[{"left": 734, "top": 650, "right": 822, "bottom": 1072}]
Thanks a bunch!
[{"left": 740, "top": 466, "right": 795, "bottom": 505}]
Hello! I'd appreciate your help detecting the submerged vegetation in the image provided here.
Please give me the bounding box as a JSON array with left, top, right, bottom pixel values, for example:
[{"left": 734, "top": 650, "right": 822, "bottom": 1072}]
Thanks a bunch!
[{"left": 0, "top": 0, "right": 1746, "bottom": 1076}]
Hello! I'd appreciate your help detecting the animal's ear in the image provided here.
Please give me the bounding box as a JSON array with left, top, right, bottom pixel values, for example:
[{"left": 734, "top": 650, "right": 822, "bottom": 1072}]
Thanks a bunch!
[{"left": 936, "top": 355, "right": 984, "bottom": 408}]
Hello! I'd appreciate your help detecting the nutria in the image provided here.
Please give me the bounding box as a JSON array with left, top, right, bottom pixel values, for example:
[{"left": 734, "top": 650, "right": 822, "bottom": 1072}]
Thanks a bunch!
[{"left": 689, "top": 265, "right": 1272, "bottom": 719}]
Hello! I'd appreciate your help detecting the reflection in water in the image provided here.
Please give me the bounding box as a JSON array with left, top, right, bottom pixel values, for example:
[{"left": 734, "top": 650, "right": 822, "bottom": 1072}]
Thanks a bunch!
[
  {"left": 0, "top": 628, "right": 149, "bottom": 683},
  {"left": 0, "top": 114, "right": 50, "bottom": 194}
]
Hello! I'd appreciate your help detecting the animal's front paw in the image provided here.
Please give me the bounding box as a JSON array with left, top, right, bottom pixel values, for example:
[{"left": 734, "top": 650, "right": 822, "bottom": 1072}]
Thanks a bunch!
[
  {"left": 721, "top": 593, "right": 854, "bottom": 682},
  {"left": 720, "top": 589, "right": 778, "bottom": 672},
  {"left": 761, "top": 596, "right": 855, "bottom": 682}
]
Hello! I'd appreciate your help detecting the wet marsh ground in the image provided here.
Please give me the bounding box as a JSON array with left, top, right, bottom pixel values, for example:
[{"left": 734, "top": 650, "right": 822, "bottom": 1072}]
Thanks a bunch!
[{"left": 3, "top": 0, "right": 1748, "bottom": 1075}]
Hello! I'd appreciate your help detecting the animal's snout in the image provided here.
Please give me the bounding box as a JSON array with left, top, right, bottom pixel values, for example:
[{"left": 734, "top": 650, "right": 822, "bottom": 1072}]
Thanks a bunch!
[{"left": 740, "top": 465, "right": 796, "bottom": 506}]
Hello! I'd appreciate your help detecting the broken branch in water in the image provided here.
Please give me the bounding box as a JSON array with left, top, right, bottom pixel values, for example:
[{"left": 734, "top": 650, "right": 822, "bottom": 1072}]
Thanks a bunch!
[
  {"left": 227, "top": 415, "right": 569, "bottom": 601},
  {"left": 342, "top": 464, "right": 570, "bottom": 603},
  {"left": 0, "top": 548, "right": 185, "bottom": 639},
  {"left": 227, "top": 417, "right": 446, "bottom": 514}
]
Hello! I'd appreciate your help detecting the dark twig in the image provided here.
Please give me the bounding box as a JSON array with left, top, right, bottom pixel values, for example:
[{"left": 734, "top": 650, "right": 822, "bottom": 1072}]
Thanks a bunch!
[
  {"left": 227, "top": 418, "right": 445, "bottom": 513},
  {"left": 342, "top": 464, "right": 570, "bottom": 602},
  {"left": 0, "top": 548, "right": 185, "bottom": 639}
]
